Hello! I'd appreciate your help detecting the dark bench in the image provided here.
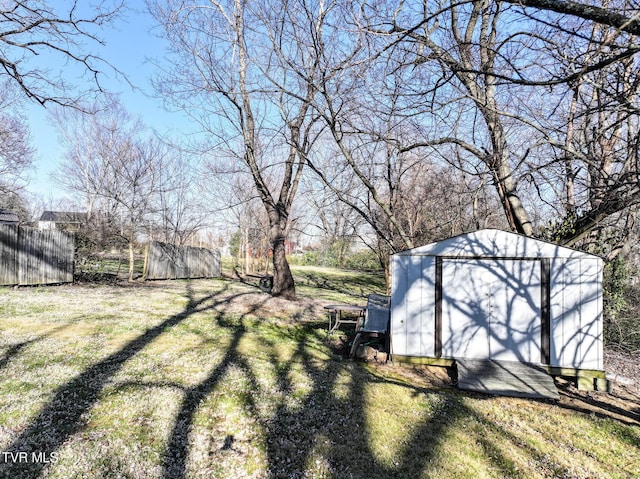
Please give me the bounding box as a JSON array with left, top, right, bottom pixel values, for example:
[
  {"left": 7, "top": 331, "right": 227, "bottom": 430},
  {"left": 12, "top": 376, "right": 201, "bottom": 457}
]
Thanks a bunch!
[{"left": 349, "top": 294, "right": 391, "bottom": 359}]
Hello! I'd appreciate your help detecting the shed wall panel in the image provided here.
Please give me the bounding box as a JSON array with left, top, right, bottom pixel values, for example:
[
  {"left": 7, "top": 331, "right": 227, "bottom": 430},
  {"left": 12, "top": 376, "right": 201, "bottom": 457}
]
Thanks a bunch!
[
  {"left": 404, "top": 256, "right": 422, "bottom": 356},
  {"left": 488, "top": 259, "right": 541, "bottom": 362},
  {"left": 418, "top": 256, "right": 436, "bottom": 357},
  {"left": 441, "top": 259, "right": 542, "bottom": 362},
  {"left": 405, "top": 256, "right": 433, "bottom": 356},
  {"left": 390, "top": 255, "right": 436, "bottom": 357},
  {"left": 550, "top": 258, "right": 603, "bottom": 369},
  {"left": 550, "top": 258, "right": 577, "bottom": 367},
  {"left": 579, "top": 258, "right": 603, "bottom": 370},
  {"left": 441, "top": 259, "right": 492, "bottom": 359},
  {"left": 390, "top": 255, "right": 408, "bottom": 355}
]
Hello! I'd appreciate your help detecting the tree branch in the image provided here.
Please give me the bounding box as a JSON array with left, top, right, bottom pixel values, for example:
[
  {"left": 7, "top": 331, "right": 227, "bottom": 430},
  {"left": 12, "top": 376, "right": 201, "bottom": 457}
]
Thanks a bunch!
[{"left": 505, "top": 0, "right": 640, "bottom": 36}]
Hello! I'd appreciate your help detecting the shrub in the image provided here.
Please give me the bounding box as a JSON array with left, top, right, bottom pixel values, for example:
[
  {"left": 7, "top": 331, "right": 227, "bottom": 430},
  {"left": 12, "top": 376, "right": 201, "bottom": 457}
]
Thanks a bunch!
[
  {"left": 604, "top": 257, "right": 640, "bottom": 352},
  {"left": 344, "top": 249, "right": 381, "bottom": 271}
]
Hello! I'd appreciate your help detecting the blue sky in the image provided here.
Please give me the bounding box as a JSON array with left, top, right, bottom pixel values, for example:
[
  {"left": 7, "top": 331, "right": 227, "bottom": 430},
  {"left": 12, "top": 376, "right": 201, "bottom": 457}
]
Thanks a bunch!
[{"left": 24, "top": 4, "right": 193, "bottom": 202}]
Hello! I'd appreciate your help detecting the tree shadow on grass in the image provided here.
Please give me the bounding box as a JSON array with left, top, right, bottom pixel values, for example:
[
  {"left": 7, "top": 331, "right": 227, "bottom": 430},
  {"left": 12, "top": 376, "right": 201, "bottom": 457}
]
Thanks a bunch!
[
  {"left": 3, "top": 281, "right": 634, "bottom": 478},
  {"left": 259, "top": 334, "right": 466, "bottom": 478},
  {"left": 0, "top": 283, "right": 252, "bottom": 479},
  {"left": 157, "top": 308, "right": 541, "bottom": 478},
  {"left": 161, "top": 297, "right": 269, "bottom": 478},
  {"left": 228, "top": 322, "right": 640, "bottom": 478},
  {"left": 0, "top": 325, "right": 71, "bottom": 372},
  {"left": 294, "top": 269, "right": 386, "bottom": 299},
  {"left": 154, "top": 295, "right": 468, "bottom": 478}
]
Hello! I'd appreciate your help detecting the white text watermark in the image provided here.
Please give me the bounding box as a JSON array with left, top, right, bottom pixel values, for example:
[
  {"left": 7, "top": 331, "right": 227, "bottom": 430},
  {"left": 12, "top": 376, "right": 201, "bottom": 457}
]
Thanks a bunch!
[{"left": 1, "top": 451, "right": 59, "bottom": 464}]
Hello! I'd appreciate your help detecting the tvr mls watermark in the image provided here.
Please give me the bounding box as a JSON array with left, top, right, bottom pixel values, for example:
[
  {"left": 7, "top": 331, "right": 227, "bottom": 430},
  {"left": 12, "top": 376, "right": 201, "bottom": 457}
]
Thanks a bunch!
[{"left": 1, "top": 451, "right": 59, "bottom": 464}]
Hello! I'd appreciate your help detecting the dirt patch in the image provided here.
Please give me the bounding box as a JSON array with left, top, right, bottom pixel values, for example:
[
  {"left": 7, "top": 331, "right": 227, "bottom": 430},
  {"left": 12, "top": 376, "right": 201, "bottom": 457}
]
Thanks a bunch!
[
  {"left": 558, "top": 349, "right": 640, "bottom": 426},
  {"left": 70, "top": 278, "right": 335, "bottom": 323},
  {"left": 220, "top": 292, "right": 330, "bottom": 322},
  {"left": 326, "top": 334, "right": 353, "bottom": 357},
  {"left": 556, "top": 379, "right": 640, "bottom": 426},
  {"left": 605, "top": 349, "right": 640, "bottom": 395},
  {"left": 372, "top": 362, "right": 455, "bottom": 389}
]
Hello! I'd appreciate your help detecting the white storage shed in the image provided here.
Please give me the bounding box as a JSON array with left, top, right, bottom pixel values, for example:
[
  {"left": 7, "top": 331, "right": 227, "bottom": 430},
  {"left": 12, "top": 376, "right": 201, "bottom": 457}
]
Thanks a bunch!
[{"left": 390, "top": 229, "right": 603, "bottom": 372}]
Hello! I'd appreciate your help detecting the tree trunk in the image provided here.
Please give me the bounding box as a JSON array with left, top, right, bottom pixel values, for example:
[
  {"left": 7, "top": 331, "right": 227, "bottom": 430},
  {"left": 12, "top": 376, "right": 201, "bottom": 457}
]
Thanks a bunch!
[
  {"left": 128, "top": 227, "right": 135, "bottom": 282},
  {"left": 271, "top": 236, "right": 296, "bottom": 299},
  {"left": 244, "top": 226, "right": 251, "bottom": 275},
  {"left": 493, "top": 156, "right": 534, "bottom": 236},
  {"left": 482, "top": 102, "right": 534, "bottom": 236}
]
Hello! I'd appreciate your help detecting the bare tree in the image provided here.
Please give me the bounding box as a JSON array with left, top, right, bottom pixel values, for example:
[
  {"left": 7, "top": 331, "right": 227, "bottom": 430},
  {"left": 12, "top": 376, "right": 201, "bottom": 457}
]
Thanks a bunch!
[
  {"left": 0, "top": 81, "right": 33, "bottom": 195},
  {"left": 372, "top": 1, "right": 536, "bottom": 236},
  {"left": 301, "top": 167, "right": 366, "bottom": 267},
  {"left": 150, "top": 146, "right": 208, "bottom": 247},
  {"left": 266, "top": 0, "right": 638, "bottom": 284},
  {"left": 0, "top": 1, "right": 123, "bottom": 206},
  {"left": 503, "top": 0, "right": 640, "bottom": 36},
  {"left": 53, "top": 98, "right": 167, "bottom": 280},
  {"left": 540, "top": 12, "right": 640, "bottom": 255},
  {"left": 150, "top": 0, "right": 321, "bottom": 299},
  {"left": 0, "top": 0, "right": 123, "bottom": 107},
  {"left": 207, "top": 168, "right": 272, "bottom": 276},
  {"left": 147, "top": 0, "right": 639, "bottom": 287},
  {"left": 361, "top": 0, "right": 640, "bottom": 250}
]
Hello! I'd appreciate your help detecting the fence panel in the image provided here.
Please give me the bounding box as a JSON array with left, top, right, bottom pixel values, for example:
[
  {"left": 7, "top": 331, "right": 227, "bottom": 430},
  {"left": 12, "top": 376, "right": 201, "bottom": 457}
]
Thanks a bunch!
[
  {"left": 145, "top": 241, "right": 221, "bottom": 280},
  {"left": 0, "top": 225, "right": 74, "bottom": 286},
  {"left": 0, "top": 225, "right": 19, "bottom": 285}
]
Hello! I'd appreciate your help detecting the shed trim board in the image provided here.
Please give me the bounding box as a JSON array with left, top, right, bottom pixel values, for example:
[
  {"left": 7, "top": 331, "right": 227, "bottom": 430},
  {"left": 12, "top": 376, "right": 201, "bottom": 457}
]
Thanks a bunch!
[
  {"left": 434, "top": 257, "right": 443, "bottom": 358},
  {"left": 390, "top": 229, "right": 603, "bottom": 372},
  {"left": 541, "top": 258, "right": 551, "bottom": 364}
]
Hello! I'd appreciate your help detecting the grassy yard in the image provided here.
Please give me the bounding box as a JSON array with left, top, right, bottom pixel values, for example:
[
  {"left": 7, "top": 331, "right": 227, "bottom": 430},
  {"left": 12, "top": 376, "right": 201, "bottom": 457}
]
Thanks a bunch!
[{"left": 0, "top": 270, "right": 638, "bottom": 478}]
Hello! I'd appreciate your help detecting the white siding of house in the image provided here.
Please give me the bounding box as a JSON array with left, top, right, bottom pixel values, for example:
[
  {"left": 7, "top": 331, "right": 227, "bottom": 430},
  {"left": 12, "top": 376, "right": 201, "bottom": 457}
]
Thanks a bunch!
[{"left": 38, "top": 221, "right": 56, "bottom": 231}]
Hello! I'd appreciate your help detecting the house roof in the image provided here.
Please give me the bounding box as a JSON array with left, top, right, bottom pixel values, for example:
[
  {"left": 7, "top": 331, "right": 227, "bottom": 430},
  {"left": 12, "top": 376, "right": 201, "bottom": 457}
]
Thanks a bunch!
[
  {"left": 39, "top": 211, "right": 87, "bottom": 223},
  {"left": 0, "top": 208, "right": 19, "bottom": 224},
  {"left": 393, "top": 229, "right": 599, "bottom": 260}
]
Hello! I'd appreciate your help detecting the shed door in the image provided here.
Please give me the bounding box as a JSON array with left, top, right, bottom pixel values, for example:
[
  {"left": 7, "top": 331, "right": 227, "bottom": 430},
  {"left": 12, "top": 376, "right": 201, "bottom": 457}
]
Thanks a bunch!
[{"left": 441, "top": 259, "right": 542, "bottom": 362}]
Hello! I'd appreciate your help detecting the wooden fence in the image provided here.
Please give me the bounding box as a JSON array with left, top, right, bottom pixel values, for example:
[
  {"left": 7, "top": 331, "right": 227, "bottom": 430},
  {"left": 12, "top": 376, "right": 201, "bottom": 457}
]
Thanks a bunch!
[
  {"left": 0, "top": 225, "right": 75, "bottom": 286},
  {"left": 144, "top": 241, "right": 221, "bottom": 280}
]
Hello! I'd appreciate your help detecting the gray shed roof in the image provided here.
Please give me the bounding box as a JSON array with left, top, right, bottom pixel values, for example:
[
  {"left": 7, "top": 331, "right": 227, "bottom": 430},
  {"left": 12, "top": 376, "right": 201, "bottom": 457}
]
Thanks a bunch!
[{"left": 393, "top": 229, "right": 599, "bottom": 260}]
